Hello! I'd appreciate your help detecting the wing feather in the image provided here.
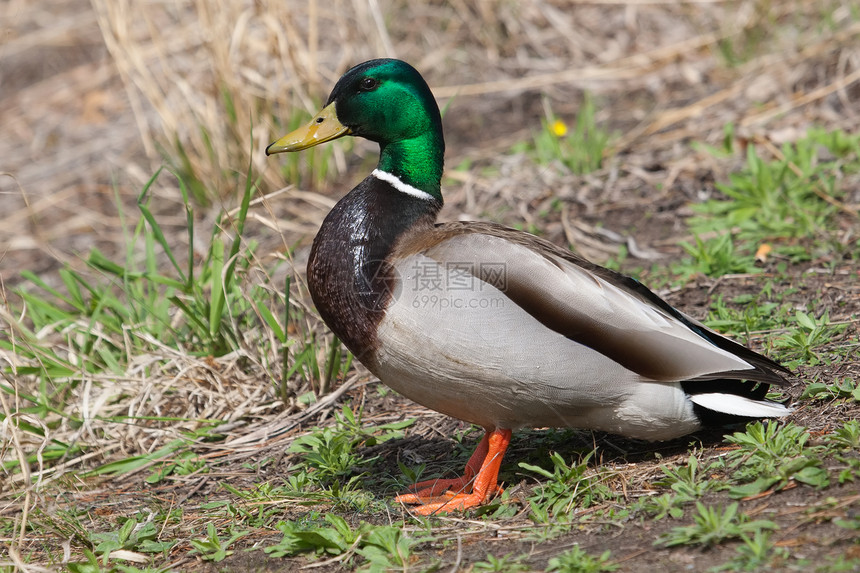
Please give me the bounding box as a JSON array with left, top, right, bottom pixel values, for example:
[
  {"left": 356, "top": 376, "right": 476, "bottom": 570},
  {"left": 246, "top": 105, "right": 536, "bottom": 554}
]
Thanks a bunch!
[{"left": 411, "top": 227, "right": 789, "bottom": 385}]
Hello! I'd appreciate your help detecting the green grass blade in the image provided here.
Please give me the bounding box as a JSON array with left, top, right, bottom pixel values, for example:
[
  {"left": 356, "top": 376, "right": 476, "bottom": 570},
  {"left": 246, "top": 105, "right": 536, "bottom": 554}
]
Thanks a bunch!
[{"left": 136, "top": 167, "right": 188, "bottom": 285}]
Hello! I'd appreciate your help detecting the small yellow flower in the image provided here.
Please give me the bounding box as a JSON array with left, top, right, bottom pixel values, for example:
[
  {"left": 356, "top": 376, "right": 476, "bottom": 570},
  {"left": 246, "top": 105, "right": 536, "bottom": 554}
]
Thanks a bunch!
[{"left": 551, "top": 119, "right": 568, "bottom": 137}]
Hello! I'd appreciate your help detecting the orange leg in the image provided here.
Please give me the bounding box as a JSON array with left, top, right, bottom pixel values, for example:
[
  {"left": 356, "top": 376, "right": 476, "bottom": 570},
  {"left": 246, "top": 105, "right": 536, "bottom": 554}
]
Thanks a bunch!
[{"left": 395, "top": 428, "right": 512, "bottom": 515}]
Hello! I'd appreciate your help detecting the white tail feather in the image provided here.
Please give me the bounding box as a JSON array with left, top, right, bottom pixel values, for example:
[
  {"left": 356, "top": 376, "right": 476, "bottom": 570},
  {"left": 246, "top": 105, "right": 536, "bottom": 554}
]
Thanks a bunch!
[{"left": 690, "top": 393, "right": 791, "bottom": 418}]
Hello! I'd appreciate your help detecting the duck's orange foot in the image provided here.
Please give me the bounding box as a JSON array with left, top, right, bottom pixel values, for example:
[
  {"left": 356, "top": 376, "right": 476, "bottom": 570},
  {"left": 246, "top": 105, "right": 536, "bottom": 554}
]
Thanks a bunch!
[
  {"left": 399, "top": 475, "right": 473, "bottom": 497},
  {"left": 396, "top": 428, "right": 512, "bottom": 515},
  {"left": 394, "top": 481, "right": 504, "bottom": 505},
  {"left": 397, "top": 491, "right": 493, "bottom": 515}
]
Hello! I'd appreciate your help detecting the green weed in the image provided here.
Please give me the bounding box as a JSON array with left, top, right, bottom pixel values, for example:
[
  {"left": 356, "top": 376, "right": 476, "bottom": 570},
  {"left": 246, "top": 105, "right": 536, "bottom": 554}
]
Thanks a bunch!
[
  {"left": 265, "top": 514, "right": 361, "bottom": 559},
  {"left": 824, "top": 420, "right": 860, "bottom": 485},
  {"left": 144, "top": 450, "right": 208, "bottom": 484},
  {"left": 833, "top": 457, "right": 860, "bottom": 485},
  {"left": 637, "top": 456, "right": 721, "bottom": 520},
  {"left": 519, "top": 451, "right": 614, "bottom": 522},
  {"left": 834, "top": 512, "right": 860, "bottom": 531},
  {"left": 66, "top": 549, "right": 110, "bottom": 573},
  {"left": 704, "top": 292, "right": 787, "bottom": 342},
  {"left": 285, "top": 404, "right": 413, "bottom": 506},
  {"left": 289, "top": 426, "right": 370, "bottom": 485},
  {"left": 201, "top": 484, "right": 293, "bottom": 529},
  {"left": 801, "top": 377, "right": 860, "bottom": 402},
  {"left": 691, "top": 128, "right": 859, "bottom": 250},
  {"left": 264, "top": 514, "right": 429, "bottom": 571},
  {"left": 546, "top": 545, "right": 618, "bottom": 573},
  {"left": 50, "top": 507, "right": 181, "bottom": 571},
  {"left": 675, "top": 232, "right": 759, "bottom": 279},
  {"left": 289, "top": 404, "right": 412, "bottom": 482},
  {"left": 656, "top": 502, "right": 778, "bottom": 547},
  {"left": 473, "top": 552, "right": 530, "bottom": 572},
  {"left": 773, "top": 310, "right": 847, "bottom": 366},
  {"left": 655, "top": 455, "right": 721, "bottom": 500},
  {"left": 356, "top": 524, "right": 429, "bottom": 572},
  {"left": 814, "top": 552, "right": 860, "bottom": 572},
  {"left": 669, "top": 127, "right": 860, "bottom": 282},
  {"left": 825, "top": 420, "right": 860, "bottom": 450},
  {"left": 723, "top": 422, "right": 829, "bottom": 498},
  {"left": 637, "top": 492, "right": 687, "bottom": 521},
  {"left": 710, "top": 530, "right": 788, "bottom": 572},
  {"left": 188, "top": 522, "right": 248, "bottom": 562},
  {"left": 89, "top": 513, "right": 177, "bottom": 561}
]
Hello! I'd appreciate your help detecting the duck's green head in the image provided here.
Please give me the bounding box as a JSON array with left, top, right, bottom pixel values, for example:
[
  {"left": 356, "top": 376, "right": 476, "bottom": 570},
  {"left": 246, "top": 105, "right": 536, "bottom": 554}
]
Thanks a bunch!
[{"left": 267, "top": 59, "right": 444, "bottom": 198}]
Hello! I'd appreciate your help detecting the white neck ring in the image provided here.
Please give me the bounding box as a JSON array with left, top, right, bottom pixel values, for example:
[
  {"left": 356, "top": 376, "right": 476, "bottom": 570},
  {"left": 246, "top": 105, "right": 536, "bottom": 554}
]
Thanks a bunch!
[{"left": 372, "top": 169, "right": 436, "bottom": 201}]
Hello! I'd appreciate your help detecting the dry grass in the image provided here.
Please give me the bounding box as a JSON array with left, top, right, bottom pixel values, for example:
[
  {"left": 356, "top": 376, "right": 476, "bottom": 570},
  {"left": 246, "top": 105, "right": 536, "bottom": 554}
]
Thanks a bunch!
[
  {"left": 4, "top": 0, "right": 858, "bottom": 278},
  {"left": 2, "top": 0, "right": 860, "bottom": 569}
]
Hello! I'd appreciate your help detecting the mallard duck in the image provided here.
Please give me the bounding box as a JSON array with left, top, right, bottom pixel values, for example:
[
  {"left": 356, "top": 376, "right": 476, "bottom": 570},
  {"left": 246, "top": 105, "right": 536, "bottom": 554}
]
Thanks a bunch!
[{"left": 266, "top": 58, "right": 792, "bottom": 515}]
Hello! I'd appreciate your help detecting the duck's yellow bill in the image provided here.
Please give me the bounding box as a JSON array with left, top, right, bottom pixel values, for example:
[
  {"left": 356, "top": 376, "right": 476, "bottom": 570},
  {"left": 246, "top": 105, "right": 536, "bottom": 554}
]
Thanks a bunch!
[{"left": 266, "top": 102, "right": 350, "bottom": 155}]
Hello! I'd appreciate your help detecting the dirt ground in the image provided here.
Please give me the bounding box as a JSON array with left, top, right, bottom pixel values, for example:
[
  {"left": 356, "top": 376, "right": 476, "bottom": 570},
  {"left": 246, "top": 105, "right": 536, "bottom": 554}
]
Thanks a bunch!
[
  {"left": 185, "top": 268, "right": 860, "bottom": 572},
  {"left": 2, "top": 1, "right": 860, "bottom": 571}
]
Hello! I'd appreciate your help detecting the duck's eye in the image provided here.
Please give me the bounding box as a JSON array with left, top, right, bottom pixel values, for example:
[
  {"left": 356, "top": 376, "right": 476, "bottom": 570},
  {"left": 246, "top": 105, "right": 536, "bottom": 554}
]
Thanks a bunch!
[{"left": 359, "top": 77, "right": 378, "bottom": 92}]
